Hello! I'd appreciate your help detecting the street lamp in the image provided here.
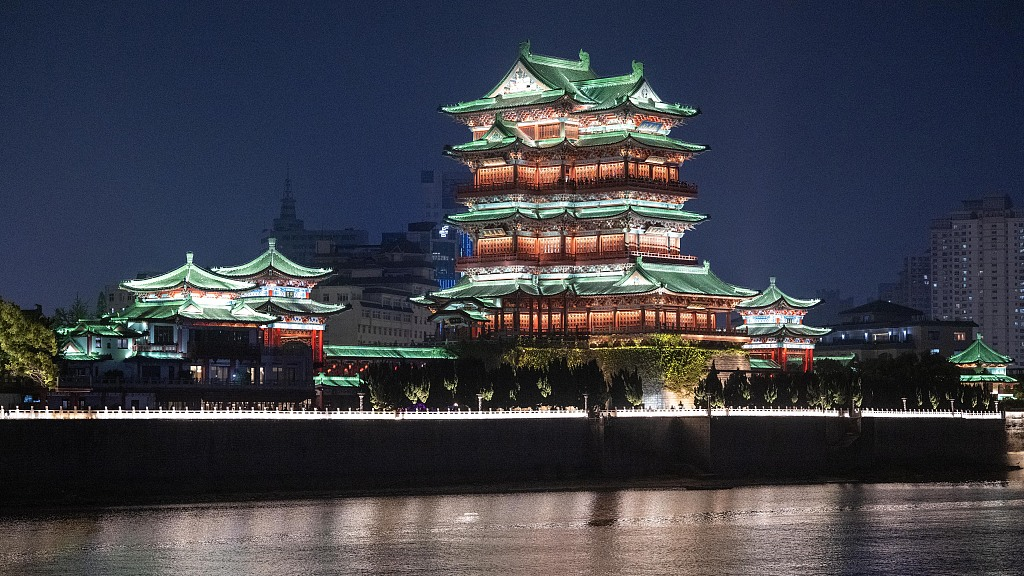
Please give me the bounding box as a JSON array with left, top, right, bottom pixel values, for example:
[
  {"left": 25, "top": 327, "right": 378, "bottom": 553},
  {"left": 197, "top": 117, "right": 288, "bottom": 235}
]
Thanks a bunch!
[
  {"left": 901, "top": 397, "right": 907, "bottom": 411},
  {"left": 357, "top": 392, "right": 365, "bottom": 411},
  {"left": 949, "top": 398, "right": 955, "bottom": 413},
  {"left": 477, "top": 393, "right": 483, "bottom": 412},
  {"left": 583, "top": 393, "right": 589, "bottom": 413}
]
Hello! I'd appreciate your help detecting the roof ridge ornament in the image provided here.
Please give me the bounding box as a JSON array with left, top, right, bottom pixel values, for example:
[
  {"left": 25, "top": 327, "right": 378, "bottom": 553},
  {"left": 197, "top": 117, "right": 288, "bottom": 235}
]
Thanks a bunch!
[
  {"left": 579, "top": 49, "right": 589, "bottom": 68},
  {"left": 186, "top": 252, "right": 194, "bottom": 264},
  {"left": 631, "top": 60, "right": 644, "bottom": 78},
  {"left": 519, "top": 40, "right": 531, "bottom": 56},
  {"left": 268, "top": 238, "right": 276, "bottom": 250}
]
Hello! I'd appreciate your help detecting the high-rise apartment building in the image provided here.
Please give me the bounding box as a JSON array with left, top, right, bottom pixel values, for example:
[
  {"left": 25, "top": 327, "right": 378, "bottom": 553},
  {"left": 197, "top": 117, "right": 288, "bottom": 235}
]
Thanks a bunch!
[
  {"left": 930, "top": 196, "right": 1024, "bottom": 364},
  {"left": 879, "top": 252, "right": 931, "bottom": 313}
]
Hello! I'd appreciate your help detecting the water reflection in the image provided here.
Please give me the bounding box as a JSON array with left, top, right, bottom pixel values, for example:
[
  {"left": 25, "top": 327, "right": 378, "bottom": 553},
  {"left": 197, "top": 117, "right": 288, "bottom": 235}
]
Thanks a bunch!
[{"left": 2, "top": 481, "right": 1023, "bottom": 575}]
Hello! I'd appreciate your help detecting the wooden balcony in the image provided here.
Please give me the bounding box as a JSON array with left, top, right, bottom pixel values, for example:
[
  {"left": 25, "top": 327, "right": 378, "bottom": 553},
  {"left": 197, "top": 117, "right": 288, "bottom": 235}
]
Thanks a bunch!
[
  {"left": 456, "top": 248, "right": 698, "bottom": 270},
  {"left": 456, "top": 176, "right": 698, "bottom": 200}
]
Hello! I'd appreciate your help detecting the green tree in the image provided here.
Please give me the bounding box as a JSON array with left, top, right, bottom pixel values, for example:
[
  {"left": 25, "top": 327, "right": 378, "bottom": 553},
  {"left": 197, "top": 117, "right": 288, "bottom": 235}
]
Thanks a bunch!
[
  {"left": 0, "top": 299, "right": 58, "bottom": 388},
  {"left": 366, "top": 363, "right": 403, "bottom": 410},
  {"left": 404, "top": 377, "right": 430, "bottom": 405},
  {"left": 52, "top": 294, "right": 90, "bottom": 327},
  {"left": 95, "top": 291, "right": 108, "bottom": 319}
]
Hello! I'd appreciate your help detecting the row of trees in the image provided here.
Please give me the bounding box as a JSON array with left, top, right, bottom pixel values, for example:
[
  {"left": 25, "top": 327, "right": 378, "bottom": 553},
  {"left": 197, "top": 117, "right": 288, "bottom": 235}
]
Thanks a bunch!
[
  {"left": 695, "top": 353, "right": 1004, "bottom": 411},
  {"left": 359, "top": 350, "right": 1019, "bottom": 412}
]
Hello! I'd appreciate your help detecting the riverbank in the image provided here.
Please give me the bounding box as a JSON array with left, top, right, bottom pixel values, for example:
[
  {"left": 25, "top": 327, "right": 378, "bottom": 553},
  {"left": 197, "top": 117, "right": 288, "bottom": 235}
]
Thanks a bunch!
[{"left": 0, "top": 412, "right": 1009, "bottom": 508}]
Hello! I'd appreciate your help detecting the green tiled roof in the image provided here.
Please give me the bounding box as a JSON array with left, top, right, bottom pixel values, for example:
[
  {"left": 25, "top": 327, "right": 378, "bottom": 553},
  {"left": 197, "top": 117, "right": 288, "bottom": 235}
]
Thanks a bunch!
[
  {"left": 241, "top": 296, "right": 349, "bottom": 316},
  {"left": 448, "top": 131, "right": 706, "bottom": 157},
  {"left": 62, "top": 352, "right": 105, "bottom": 362},
  {"left": 949, "top": 334, "right": 1014, "bottom": 365},
  {"left": 119, "top": 297, "right": 278, "bottom": 325},
  {"left": 213, "top": 238, "right": 333, "bottom": 280},
  {"left": 737, "top": 277, "right": 820, "bottom": 309},
  {"left": 323, "top": 346, "right": 454, "bottom": 360},
  {"left": 447, "top": 204, "right": 706, "bottom": 225},
  {"left": 737, "top": 324, "right": 831, "bottom": 337},
  {"left": 314, "top": 374, "right": 362, "bottom": 387},
  {"left": 426, "top": 259, "right": 754, "bottom": 302},
  {"left": 57, "top": 319, "right": 143, "bottom": 339},
  {"left": 959, "top": 373, "right": 1017, "bottom": 384},
  {"left": 121, "top": 253, "right": 256, "bottom": 293},
  {"left": 442, "top": 43, "right": 697, "bottom": 120}
]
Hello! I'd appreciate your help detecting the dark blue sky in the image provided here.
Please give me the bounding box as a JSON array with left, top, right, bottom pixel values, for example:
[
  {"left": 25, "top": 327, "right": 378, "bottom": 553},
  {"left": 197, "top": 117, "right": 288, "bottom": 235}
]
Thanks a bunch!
[{"left": 2, "top": 1, "right": 1022, "bottom": 313}]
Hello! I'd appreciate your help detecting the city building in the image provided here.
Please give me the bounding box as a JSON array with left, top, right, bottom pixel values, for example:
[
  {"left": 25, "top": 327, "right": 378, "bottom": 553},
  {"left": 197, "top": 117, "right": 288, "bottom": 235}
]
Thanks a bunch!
[
  {"left": 735, "top": 278, "right": 829, "bottom": 372},
  {"left": 817, "top": 300, "right": 976, "bottom": 361},
  {"left": 413, "top": 43, "right": 755, "bottom": 340},
  {"left": 311, "top": 238, "right": 436, "bottom": 346},
  {"left": 878, "top": 252, "right": 931, "bottom": 313},
  {"left": 930, "top": 196, "right": 1024, "bottom": 365},
  {"left": 263, "top": 175, "right": 368, "bottom": 266}
]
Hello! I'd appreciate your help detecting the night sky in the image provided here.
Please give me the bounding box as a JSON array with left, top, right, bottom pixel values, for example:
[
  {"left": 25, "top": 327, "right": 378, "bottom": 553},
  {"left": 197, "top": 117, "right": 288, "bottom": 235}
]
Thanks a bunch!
[{"left": 2, "top": 1, "right": 1022, "bottom": 314}]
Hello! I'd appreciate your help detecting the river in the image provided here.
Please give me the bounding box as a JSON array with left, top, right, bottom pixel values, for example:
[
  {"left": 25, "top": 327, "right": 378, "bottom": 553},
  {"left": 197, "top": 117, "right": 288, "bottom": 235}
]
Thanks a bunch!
[{"left": 2, "top": 474, "right": 1022, "bottom": 575}]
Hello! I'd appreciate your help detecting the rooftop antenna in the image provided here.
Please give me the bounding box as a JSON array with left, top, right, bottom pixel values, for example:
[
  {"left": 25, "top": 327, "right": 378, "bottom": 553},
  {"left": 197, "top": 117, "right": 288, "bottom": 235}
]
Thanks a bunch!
[{"left": 284, "top": 162, "right": 293, "bottom": 199}]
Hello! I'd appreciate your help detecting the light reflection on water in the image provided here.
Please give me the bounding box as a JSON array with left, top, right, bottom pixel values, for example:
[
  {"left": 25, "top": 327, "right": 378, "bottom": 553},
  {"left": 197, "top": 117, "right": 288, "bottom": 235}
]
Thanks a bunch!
[{"left": 2, "top": 478, "right": 1022, "bottom": 576}]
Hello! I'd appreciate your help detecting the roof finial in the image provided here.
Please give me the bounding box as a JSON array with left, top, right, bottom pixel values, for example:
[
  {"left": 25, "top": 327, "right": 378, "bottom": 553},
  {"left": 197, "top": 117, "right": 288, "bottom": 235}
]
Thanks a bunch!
[
  {"left": 579, "top": 49, "right": 590, "bottom": 68},
  {"left": 769, "top": 276, "right": 776, "bottom": 286},
  {"left": 268, "top": 237, "right": 276, "bottom": 250},
  {"left": 186, "top": 252, "right": 194, "bottom": 264},
  {"left": 519, "top": 40, "right": 531, "bottom": 56},
  {"left": 631, "top": 60, "right": 644, "bottom": 77}
]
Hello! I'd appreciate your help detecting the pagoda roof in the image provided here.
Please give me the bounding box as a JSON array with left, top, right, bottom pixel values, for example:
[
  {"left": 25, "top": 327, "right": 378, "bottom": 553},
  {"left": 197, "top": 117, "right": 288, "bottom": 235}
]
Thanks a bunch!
[
  {"left": 240, "top": 296, "right": 349, "bottom": 317},
  {"left": 948, "top": 334, "right": 1014, "bottom": 366},
  {"left": 213, "top": 238, "right": 333, "bottom": 280},
  {"left": 118, "top": 297, "right": 278, "bottom": 325},
  {"left": 447, "top": 204, "right": 706, "bottom": 225},
  {"left": 959, "top": 373, "right": 1017, "bottom": 384},
  {"left": 442, "top": 43, "right": 698, "bottom": 120},
  {"left": 446, "top": 130, "right": 706, "bottom": 156},
  {"left": 421, "top": 259, "right": 754, "bottom": 302},
  {"left": 121, "top": 253, "right": 256, "bottom": 293},
  {"left": 737, "top": 324, "right": 831, "bottom": 338},
  {"left": 323, "top": 345, "right": 455, "bottom": 360},
  {"left": 737, "top": 277, "right": 820, "bottom": 309},
  {"left": 56, "top": 319, "right": 143, "bottom": 339}
]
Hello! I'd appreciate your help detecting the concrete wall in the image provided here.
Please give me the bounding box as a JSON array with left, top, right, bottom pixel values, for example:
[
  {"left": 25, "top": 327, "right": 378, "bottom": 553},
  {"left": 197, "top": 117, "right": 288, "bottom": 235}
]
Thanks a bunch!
[{"left": 0, "top": 415, "right": 1007, "bottom": 506}]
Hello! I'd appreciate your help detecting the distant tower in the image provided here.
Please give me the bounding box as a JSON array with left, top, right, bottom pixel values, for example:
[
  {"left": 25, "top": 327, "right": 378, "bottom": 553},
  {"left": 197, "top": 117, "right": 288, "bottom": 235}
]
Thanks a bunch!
[{"left": 273, "top": 172, "right": 304, "bottom": 232}]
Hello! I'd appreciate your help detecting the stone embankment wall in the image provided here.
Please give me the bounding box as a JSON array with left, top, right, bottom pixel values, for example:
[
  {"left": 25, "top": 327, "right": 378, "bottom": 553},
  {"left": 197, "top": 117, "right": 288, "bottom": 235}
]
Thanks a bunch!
[
  {"left": 0, "top": 415, "right": 1008, "bottom": 506},
  {"left": 1006, "top": 412, "right": 1024, "bottom": 452}
]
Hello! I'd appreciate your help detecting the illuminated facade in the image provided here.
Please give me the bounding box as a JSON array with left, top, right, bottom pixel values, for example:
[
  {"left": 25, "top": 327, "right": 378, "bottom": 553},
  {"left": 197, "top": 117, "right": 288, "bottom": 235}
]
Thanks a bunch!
[
  {"left": 736, "top": 278, "right": 829, "bottom": 372},
  {"left": 72, "top": 242, "right": 348, "bottom": 386},
  {"left": 414, "top": 43, "right": 754, "bottom": 340}
]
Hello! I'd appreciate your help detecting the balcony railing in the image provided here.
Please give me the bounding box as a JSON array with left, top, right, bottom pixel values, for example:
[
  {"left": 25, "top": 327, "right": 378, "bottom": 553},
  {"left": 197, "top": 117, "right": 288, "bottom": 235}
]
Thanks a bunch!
[
  {"left": 457, "top": 249, "right": 697, "bottom": 270},
  {"left": 457, "top": 176, "right": 698, "bottom": 198},
  {"left": 136, "top": 343, "right": 178, "bottom": 353}
]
